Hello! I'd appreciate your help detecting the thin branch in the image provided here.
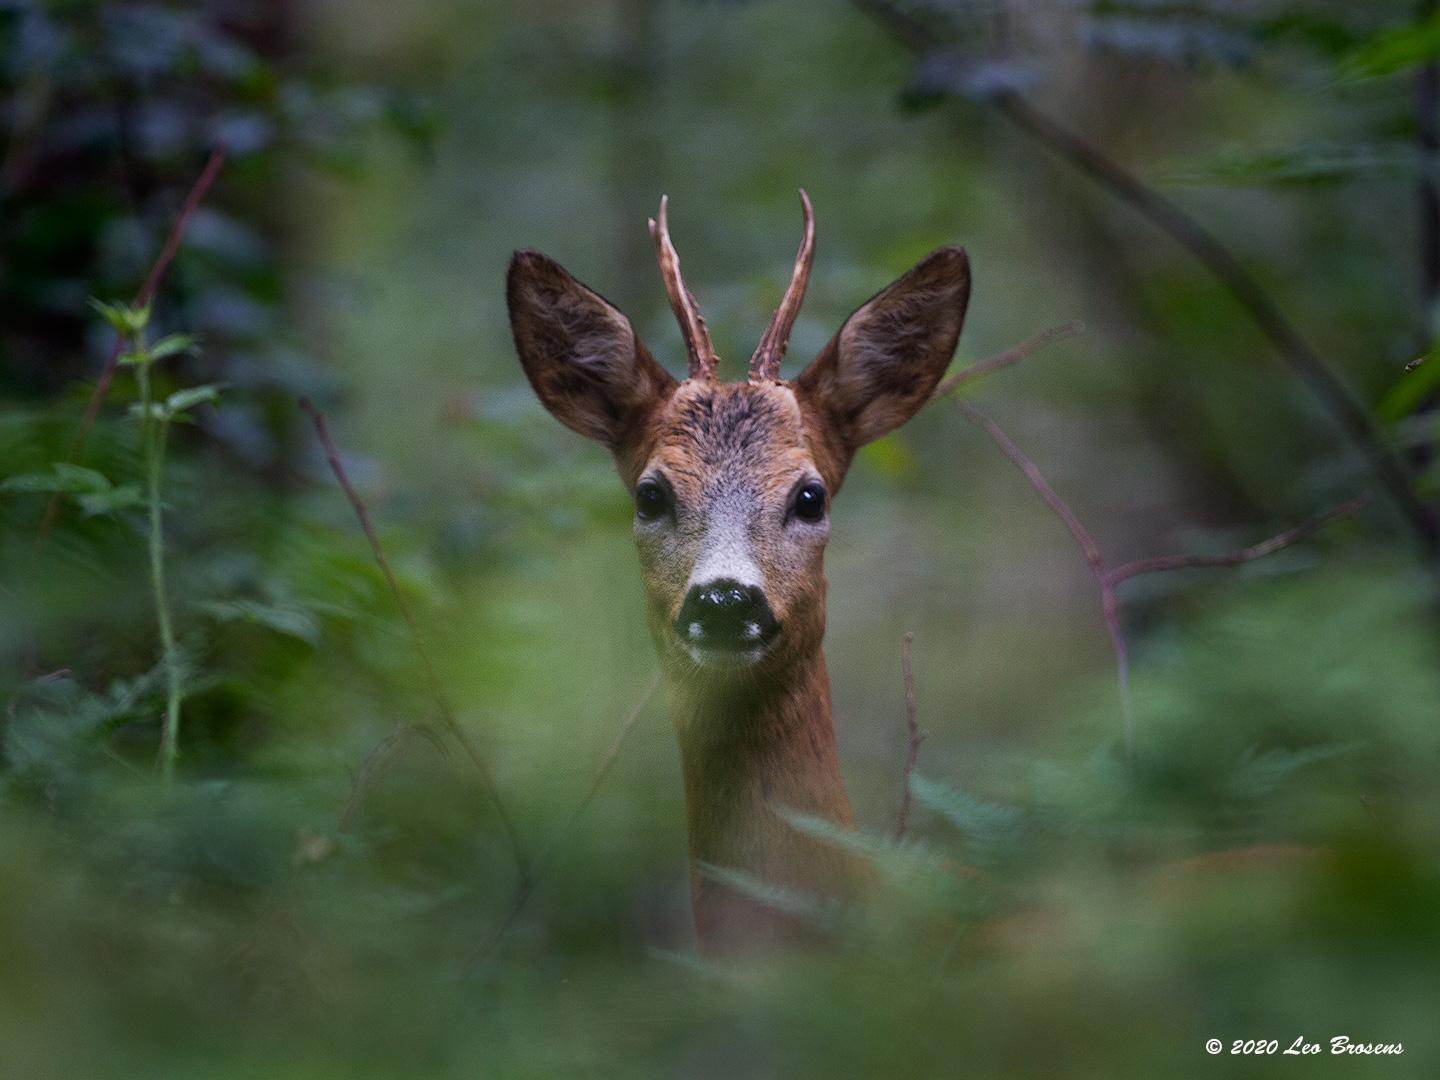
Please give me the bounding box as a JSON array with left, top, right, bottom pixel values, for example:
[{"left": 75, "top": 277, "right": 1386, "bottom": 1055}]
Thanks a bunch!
[
  {"left": 932, "top": 320, "right": 1084, "bottom": 399},
  {"left": 299, "top": 398, "right": 527, "bottom": 882},
  {"left": 550, "top": 672, "right": 662, "bottom": 849},
  {"left": 951, "top": 398, "right": 1130, "bottom": 753},
  {"left": 953, "top": 397, "right": 1365, "bottom": 762},
  {"left": 471, "top": 673, "right": 661, "bottom": 973},
  {"left": 951, "top": 399, "right": 1105, "bottom": 582},
  {"left": 1107, "top": 496, "right": 1371, "bottom": 584},
  {"left": 990, "top": 92, "right": 1432, "bottom": 556},
  {"left": 338, "top": 721, "right": 447, "bottom": 833},
  {"left": 849, "top": 0, "right": 1438, "bottom": 563},
  {"left": 36, "top": 147, "right": 228, "bottom": 554},
  {"left": 895, "top": 631, "right": 924, "bottom": 841}
]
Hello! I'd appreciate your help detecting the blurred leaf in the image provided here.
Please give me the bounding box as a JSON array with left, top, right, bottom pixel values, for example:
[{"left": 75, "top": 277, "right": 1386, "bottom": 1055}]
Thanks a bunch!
[
  {"left": 148, "top": 333, "right": 200, "bottom": 364},
  {"left": 1154, "top": 142, "right": 1418, "bottom": 188},
  {"left": 88, "top": 297, "right": 150, "bottom": 334},
  {"left": 76, "top": 483, "right": 144, "bottom": 517},
  {"left": 3, "top": 462, "right": 110, "bottom": 494},
  {"left": 1378, "top": 350, "right": 1440, "bottom": 421},
  {"left": 908, "top": 773, "right": 1026, "bottom": 867},
  {"left": 164, "top": 383, "right": 224, "bottom": 416},
  {"left": 696, "top": 862, "right": 838, "bottom": 928},
  {"left": 1341, "top": 11, "right": 1440, "bottom": 78},
  {"left": 196, "top": 599, "right": 321, "bottom": 645},
  {"left": 1225, "top": 741, "right": 1363, "bottom": 802}
]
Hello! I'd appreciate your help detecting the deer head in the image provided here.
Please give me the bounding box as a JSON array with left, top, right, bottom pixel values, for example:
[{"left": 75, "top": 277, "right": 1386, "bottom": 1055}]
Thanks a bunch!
[
  {"left": 507, "top": 193, "right": 970, "bottom": 950},
  {"left": 508, "top": 193, "right": 970, "bottom": 690}
]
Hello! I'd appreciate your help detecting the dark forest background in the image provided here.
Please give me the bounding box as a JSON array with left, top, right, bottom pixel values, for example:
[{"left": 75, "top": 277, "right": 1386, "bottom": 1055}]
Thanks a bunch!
[{"left": 2, "top": 1, "right": 1439, "bottom": 1076}]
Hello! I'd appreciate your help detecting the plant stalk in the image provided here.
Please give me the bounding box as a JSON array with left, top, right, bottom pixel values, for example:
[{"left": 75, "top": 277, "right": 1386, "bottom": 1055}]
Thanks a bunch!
[{"left": 138, "top": 351, "right": 183, "bottom": 780}]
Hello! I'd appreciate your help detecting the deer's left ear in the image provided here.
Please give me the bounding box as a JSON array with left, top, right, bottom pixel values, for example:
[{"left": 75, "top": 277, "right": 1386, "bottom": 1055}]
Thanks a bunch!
[{"left": 795, "top": 246, "right": 970, "bottom": 450}]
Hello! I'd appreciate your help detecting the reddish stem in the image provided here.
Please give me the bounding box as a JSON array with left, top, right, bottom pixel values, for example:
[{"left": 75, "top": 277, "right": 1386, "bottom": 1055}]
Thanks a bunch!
[
  {"left": 35, "top": 147, "right": 228, "bottom": 554},
  {"left": 895, "top": 631, "right": 925, "bottom": 840},
  {"left": 932, "top": 320, "right": 1084, "bottom": 399},
  {"left": 300, "top": 397, "right": 527, "bottom": 882}
]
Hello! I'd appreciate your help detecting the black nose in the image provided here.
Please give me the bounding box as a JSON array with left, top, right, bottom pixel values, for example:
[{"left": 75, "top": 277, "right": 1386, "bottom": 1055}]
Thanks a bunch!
[{"left": 675, "top": 579, "right": 779, "bottom": 651}]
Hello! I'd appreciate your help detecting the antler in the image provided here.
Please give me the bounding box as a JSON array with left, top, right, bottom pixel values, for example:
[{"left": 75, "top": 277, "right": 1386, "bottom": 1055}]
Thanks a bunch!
[
  {"left": 749, "top": 189, "right": 816, "bottom": 383},
  {"left": 649, "top": 196, "right": 718, "bottom": 382}
]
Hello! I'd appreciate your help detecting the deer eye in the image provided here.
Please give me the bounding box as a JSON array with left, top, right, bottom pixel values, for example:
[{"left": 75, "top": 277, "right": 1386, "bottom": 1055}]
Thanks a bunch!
[
  {"left": 793, "top": 482, "right": 827, "bottom": 523},
  {"left": 635, "top": 480, "right": 670, "bottom": 522}
]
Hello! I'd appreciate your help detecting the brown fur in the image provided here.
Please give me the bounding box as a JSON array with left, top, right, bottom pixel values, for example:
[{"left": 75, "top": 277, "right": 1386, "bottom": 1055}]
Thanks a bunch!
[{"left": 506, "top": 237, "right": 971, "bottom": 953}]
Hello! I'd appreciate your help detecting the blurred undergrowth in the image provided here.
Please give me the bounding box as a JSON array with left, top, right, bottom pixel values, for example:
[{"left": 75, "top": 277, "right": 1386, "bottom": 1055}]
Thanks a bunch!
[{"left": 3, "top": 0, "right": 1440, "bottom": 1076}]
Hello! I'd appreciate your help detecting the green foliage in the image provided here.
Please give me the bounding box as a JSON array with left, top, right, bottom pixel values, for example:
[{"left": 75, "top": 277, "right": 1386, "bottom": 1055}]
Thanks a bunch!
[
  {"left": 1341, "top": 9, "right": 1440, "bottom": 78},
  {"left": 2, "top": 462, "right": 144, "bottom": 517},
  {"left": 5, "top": 0, "right": 1440, "bottom": 1075}
]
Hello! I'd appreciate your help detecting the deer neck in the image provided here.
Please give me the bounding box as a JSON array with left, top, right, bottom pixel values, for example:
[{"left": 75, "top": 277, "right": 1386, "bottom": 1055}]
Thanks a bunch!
[{"left": 666, "top": 648, "right": 862, "bottom": 952}]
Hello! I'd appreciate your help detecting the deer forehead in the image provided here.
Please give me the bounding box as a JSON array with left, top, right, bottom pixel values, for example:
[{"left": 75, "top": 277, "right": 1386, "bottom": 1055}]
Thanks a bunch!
[{"left": 645, "top": 381, "right": 818, "bottom": 502}]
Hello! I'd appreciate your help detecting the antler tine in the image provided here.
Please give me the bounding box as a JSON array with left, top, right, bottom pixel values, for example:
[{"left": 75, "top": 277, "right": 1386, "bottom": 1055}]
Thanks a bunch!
[
  {"left": 648, "top": 195, "right": 718, "bottom": 382},
  {"left": 749, "top": 188, "right": 816, "bottom": 383}
]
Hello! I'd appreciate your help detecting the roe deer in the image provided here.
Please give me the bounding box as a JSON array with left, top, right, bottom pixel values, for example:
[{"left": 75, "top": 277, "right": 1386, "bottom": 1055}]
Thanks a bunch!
[{"left": 507, "top": 192, "right": 970, "bottom": 952}]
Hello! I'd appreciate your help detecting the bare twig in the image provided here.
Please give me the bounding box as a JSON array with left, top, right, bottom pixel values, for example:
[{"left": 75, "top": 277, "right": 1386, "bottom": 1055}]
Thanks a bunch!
[
  {"left": 953, "top": 397, "right": 1366, "bottom": 760},
  {"left": 932, "top": 320, "right": 1084, "bottom": 399},
  {"left": 1107, "top": 496, "right": 1372, "bottom": 583},
  {"left": 471, "top": 673, "right": 661, "bottom": 973},
  {"left": 338, "top": 722, "right": 447, "bottom": 832},
  {"left": 299, "top": 398, "right": 527, "bottom": 881},
  {"left": 850, "top": 0, "right": 1437, "bottom": 563},
  {"left": 951, "top": 398, "right": 1132, "bottom": 752},
  {"left": 36, "top": 147, "right": 228, "bottom": 554},
  {"left": 550, "top": 672, "right": 662, "bottom": 849},
  {"left": 895, "top": 631, "right": 924, "bottom": 840}
]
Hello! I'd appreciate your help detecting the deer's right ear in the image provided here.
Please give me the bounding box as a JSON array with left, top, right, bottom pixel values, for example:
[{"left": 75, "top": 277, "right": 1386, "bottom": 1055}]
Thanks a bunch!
[{"left": 508, "top": 250, "right": 677, "bottom": 448}]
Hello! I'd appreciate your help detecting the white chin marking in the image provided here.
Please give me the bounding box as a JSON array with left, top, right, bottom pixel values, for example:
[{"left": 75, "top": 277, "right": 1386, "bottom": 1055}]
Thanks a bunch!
[{"left": 685, "top": 644, "right": 764, "bottom": 669}]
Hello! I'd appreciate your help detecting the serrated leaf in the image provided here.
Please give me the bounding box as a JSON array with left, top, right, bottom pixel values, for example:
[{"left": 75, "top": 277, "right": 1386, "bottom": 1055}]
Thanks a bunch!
[
  {"left": 697, "top": 862, "right": 835, "bottom": 925},
  {"left": 776, "top": 807, "right": 971, "bottom": 906},
  {"left": 909, "top": 773, "right": 1026, "bottom": 866}
]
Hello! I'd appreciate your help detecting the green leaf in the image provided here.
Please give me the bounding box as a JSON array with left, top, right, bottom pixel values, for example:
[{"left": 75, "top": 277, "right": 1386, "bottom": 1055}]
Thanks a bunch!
[
  {"left": 195, "top": 599, "right": 321, "bottom": 645},
  {"left": 1154, "top": 142, "right": 1417, "bottom": 189},
  {"left": 696, "top": 862, "right": 836, "bottom": 926},
  {"left": 88, "top": 297, "right": 151, "bottom": 334},
  {"left": 2, "top": 463, "right": 111, "bottom": 495},
  {"left": 75, "top": 484, "right": 145, "bottom": 517},
  {"left": 1225, "top": 742, "right": 1364, "bottom": 802},
  {"left": 908, "top": 773, "right": 1025, "bottom": 866},
  {"left": 1379, "top": 351, "right": 1440, "bottom": 422},
  {"left": 1341, "top": 13, "right": 1440, "bottom": 79},
  {"left": 0, "top": 463, "right": 142, "bottom": 517},
  {"left": 128, "top": 402, "right": 171, "bottom": 422},
  {"left": 148, "top": 333, "right": 200, "bottom": 363},
  {"left": 164, "top": 383, "right": 224, "bottom": 416}
]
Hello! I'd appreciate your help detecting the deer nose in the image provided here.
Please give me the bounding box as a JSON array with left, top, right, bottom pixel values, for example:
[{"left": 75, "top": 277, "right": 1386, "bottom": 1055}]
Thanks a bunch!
[{"left": 676, "top": 579, "right": 778, "bottom": 651}]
